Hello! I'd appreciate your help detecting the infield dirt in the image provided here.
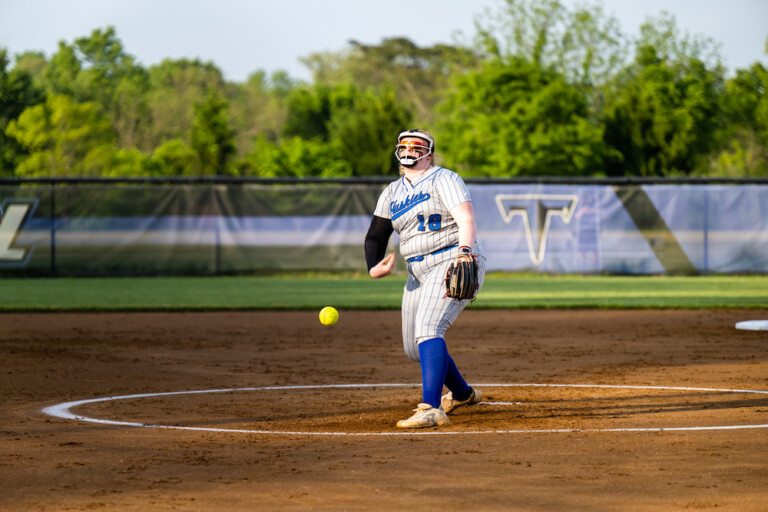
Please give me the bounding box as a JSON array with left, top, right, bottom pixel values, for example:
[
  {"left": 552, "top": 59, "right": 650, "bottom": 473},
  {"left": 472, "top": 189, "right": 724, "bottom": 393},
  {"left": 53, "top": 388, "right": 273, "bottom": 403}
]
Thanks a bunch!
[{"left": 2, "top": 309, "right": 767, "bottom": 511}]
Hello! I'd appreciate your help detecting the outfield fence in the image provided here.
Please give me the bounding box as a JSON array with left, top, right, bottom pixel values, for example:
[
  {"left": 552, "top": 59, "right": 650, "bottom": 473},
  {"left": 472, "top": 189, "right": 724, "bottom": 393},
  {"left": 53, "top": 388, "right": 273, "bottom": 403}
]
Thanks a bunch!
[{"left": 1, "top": 176, "right": 766, "bottom": 276}]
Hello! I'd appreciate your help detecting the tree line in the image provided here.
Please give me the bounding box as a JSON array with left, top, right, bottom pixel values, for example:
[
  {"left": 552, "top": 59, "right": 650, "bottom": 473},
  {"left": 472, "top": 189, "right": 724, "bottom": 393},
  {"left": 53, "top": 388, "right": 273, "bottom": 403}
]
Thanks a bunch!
[{"left": 1, "top": 0, "right": 766, "bottom": 179}]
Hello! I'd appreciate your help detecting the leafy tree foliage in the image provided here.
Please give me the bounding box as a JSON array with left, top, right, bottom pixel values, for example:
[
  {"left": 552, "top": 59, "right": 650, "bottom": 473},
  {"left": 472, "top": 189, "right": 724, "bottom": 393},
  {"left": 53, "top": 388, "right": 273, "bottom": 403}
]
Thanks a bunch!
[
  {"left": 13, "top": 51, "right": 47, "bottom": 86},
  {"left": 41, "top": 27, "right": 151, "bottom": 150},
  {"left": 229, "top": 70, "right": 289, "bottom": 156},
  {"left": 329, "top": 86, "right": 412, "bottom": 175},
  {"left": 600, "top": 16, "right": 725, "bottom": 176},
  {"left": 635, "top": 12, "right": 722, "bottom": 71},
  {"left": 43, "top": 42, "right": 82, "bottom": 98},
  {"left": 190, "top": 90, "right": 236, "bottom": 175},
  {"left": 242, "top": 83, "right": 411, "bottom": 176},
  {"left": 149, "top": 139, "right": 198, "bottom": 176},
  {"left": 473, "top": 0, "right": 627, "bottom": 88},
  {"left": 0, "top": 13, "right": 764, "bottom": 178},
  {"left": 147, "top": 58, "right": 226, "bottom": 149},
  {"left": 0, "top": 49, "right": 45, "bottom": 175},
  {"left": 708, "top": 62, "right": 768, "bottom": 176},
  {"left": 239, "top": 136, "right": 351, "bottom": 177},
  {"left": 437, "top": 58, "right": 610, "bottom": 176},
  {"left": 301, "top": 37, "right": 478, "bottom": 126},
  {"left": 6, "top": 94, "right": 115, "bottom": 176},
  {"left": 282, "top": 84, "right": 338, "bottom": 141},
  {"left": 104, "top": 148, "right": 151, "bottom": 177}
]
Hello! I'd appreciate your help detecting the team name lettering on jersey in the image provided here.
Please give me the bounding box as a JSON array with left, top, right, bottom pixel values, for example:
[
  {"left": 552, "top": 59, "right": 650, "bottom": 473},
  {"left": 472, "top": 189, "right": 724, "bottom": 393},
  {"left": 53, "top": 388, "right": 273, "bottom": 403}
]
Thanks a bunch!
[
  {"left": 391, "top": 191, "right": 431, "bottom": 220},
  {"left": 373, "top": 166, "right": 484, "bottom": 262}
]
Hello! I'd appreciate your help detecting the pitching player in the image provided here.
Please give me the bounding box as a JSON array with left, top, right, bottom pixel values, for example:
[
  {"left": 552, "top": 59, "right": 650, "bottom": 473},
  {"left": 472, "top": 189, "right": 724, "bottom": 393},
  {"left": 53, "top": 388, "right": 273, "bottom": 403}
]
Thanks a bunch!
[{"left": 365, "top": 129, "right": 486, "bottom": 428}]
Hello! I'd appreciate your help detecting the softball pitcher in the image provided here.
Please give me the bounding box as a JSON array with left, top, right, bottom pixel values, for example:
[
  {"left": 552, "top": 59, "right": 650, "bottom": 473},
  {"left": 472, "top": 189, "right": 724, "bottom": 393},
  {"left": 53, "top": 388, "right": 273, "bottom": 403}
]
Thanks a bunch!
[{"left": 365, "top": 129, "right": 486, "bottom": 428}]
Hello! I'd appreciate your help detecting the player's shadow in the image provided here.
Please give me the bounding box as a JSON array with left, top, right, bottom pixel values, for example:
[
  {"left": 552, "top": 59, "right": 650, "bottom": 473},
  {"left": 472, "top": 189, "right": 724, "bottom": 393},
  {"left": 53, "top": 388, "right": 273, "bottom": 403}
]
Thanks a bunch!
[{"left": 474, "top": 391, "right": 768, "bottom": 420}]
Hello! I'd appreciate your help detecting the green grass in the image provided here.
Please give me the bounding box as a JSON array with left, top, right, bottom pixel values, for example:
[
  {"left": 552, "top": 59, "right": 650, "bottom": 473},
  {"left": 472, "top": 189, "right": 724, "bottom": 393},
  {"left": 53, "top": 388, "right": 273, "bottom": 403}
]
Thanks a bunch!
[{"left": 1, "top": 273, "right": 767, "bottom": 311}]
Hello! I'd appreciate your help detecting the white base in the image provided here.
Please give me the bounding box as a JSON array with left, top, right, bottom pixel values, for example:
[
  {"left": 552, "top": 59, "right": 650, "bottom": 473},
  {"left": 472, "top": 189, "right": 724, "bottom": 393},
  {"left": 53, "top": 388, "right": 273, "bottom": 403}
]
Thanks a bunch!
[{"left": 735, "top": 320, "right": 768, "bottom": 331}]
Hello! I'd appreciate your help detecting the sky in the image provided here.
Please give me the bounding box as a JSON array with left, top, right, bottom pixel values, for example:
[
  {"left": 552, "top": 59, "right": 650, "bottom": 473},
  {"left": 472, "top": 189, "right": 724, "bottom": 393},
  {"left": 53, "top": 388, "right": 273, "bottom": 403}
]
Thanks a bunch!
[{"left": 1, "top": 0, "right": 766, "bottom": 83}]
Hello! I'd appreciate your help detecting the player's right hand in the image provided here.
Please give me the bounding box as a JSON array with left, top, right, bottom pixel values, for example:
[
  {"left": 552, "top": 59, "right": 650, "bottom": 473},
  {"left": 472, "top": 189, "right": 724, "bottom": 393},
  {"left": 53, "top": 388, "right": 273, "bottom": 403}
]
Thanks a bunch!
[{"left": 369, "top": 253, "right": 396, "bottom": 279}]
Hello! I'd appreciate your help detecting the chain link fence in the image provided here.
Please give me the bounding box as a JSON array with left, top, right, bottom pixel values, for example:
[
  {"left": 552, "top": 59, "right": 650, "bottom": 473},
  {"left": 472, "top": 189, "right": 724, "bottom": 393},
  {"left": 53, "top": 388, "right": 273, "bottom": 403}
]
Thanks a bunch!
[{"left": 1, "top": 176, "right": 767, "bottom": 276}]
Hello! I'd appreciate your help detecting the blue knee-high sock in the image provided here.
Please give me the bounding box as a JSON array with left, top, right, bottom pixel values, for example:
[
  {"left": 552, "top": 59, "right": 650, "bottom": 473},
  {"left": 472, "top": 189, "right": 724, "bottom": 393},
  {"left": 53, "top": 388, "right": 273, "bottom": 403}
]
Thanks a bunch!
[
  {"left": 418, "top": 338, "right": 449, "bottom": 408},
  {"left": 444, "top": 355, "right": 472, "bottom": 401}
]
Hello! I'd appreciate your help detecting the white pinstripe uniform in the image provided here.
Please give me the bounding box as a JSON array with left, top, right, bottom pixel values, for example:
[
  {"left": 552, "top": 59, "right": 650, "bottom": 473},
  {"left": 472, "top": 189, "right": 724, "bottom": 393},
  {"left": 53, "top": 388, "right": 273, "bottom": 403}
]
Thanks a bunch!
[{"left": 374, "top": 165, "right": 486, "bottom": 362}]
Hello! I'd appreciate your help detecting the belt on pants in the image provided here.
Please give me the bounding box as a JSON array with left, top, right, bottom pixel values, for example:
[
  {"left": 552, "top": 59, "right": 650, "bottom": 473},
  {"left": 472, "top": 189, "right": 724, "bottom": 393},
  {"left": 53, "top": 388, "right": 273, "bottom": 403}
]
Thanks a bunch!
[{"left": 406, "top": 244, "right": 458, "bottom": 263}]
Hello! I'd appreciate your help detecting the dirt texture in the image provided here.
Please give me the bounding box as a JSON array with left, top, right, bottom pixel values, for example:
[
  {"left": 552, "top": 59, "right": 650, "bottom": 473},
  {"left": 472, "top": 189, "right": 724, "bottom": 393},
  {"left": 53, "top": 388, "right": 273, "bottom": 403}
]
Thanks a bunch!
[{"left": 2, "top": 309, "right": 768, "bottom": 511}]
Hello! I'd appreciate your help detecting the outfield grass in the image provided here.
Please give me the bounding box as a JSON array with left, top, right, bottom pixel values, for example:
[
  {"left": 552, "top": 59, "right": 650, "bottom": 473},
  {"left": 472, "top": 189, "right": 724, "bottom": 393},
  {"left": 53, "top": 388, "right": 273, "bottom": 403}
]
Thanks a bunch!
[{"left": 1, "top": 273, "right": 767, "bottom": 311}]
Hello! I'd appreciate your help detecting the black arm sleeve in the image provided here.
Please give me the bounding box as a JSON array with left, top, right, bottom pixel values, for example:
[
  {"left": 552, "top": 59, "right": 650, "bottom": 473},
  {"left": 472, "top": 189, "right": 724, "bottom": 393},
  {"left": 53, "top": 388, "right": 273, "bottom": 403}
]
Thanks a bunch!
[{"left": 364, "top": 215, "right": 394, "bottom": 271}]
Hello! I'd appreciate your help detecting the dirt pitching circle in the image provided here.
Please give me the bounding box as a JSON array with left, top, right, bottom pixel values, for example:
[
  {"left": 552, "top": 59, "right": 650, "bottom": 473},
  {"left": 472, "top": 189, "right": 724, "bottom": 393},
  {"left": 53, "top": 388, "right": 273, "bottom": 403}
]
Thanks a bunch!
[{"left": 42, "top": 382, "right": 768, "bottom": 436}]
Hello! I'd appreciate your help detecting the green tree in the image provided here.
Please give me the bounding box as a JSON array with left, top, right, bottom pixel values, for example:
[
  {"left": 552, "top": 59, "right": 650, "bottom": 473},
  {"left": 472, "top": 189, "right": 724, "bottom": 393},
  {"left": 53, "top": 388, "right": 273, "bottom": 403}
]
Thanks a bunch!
[
  {"left": 228, "top": 70, "right": 291, "bottom": 158},
  {"left": 250, "top": 83, "right": 411, "bottom": 176},
  {"left": 12, "top": 51, "right": 48, "bottom": 91},
  {"left": 600, "top": 14, "right": 725, "bottom": 177},
  {"left": 328, "top": 86, "right": 412, "bottom": 175},
  {"left": 707, "top": 62, "right": 768, "bottom": 176},
  {"left": 0, "top": 49, "right": 46, "bottom": 175},
  {"left": 437, "top": 58, "right": 609, "bottom": 177},
  {"left": 43, "top": 41, "right": 82, "bottom": 97},
  {"left": 73, "top": 27, "right": 150, "bottom": 150},
  {"left": 149, "top": 139, "right": 198, "bottom": 176},
  {"left": 282, "top": 84, "right": 338, "bottom": 141},
  {"left": 6, "top": 94, "right": 115, "bottom": 176},
  {"left": 41, "top": 27, "right": 150, "bottom": 151},
  {"left": 147, "top": 58, "right": 226, "bottom": 149},
  {"left": 239, "top": 136, "right": 351, "bottom": 177},
  {"left": 635, "top": 12, "right": 722, "bottom": 70},
  {"left": 103, "top": 148, "right": 151, "bottom": 177},
  {"left": 190, "top": 90, "right": 236, "bottom": 175},
  {"left": 301, "top": 37, "right": 478, "bottom": 126},
  {"left": 473, "top": 0, "right": 628, "bottom": 88}
]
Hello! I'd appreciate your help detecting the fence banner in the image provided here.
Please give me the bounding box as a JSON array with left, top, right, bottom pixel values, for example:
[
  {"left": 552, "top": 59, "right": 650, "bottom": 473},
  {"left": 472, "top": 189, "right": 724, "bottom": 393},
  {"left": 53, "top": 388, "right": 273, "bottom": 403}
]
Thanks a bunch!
[
  {"left": 0, "top": 182, "right": 766, "bottom": 276},
  {"left": 471, "top": 184, "right": 768, "bottom": 274}
]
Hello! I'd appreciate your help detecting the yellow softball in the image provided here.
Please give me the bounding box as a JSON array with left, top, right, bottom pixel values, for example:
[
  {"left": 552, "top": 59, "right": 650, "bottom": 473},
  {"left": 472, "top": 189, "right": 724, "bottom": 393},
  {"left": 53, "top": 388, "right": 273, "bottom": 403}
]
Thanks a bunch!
[{"left": 319, "top": 306, "right": 339, "bottom": 326}]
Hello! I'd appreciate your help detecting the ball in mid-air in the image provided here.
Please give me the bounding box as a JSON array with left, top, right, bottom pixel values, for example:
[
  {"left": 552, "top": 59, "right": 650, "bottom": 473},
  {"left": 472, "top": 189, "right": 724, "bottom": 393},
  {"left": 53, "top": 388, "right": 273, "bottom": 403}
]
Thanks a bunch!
[{"left": 319, "top": 306, "right": 339, "bottom": 326}]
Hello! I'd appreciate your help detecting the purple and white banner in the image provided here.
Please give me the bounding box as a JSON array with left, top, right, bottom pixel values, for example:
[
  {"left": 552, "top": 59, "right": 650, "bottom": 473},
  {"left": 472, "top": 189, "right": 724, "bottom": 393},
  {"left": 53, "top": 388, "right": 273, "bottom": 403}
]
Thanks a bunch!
[{"left": 1, "top": 183, "right": 766, "bottom": 275}]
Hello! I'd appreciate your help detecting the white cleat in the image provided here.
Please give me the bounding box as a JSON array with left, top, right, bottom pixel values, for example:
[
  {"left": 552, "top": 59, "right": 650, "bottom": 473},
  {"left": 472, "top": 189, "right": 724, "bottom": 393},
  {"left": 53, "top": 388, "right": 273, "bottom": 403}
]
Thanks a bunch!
[
  {"left": 396, "top": 403, "right": 450, "bottom": 428},
  {"left": 441, "top": 387, "right": 483, "bottom": 414}
]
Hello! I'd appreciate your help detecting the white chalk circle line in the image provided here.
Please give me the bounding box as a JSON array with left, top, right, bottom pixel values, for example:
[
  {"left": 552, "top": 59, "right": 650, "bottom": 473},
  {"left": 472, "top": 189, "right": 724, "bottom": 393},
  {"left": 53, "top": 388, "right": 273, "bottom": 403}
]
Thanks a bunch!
[
  {"left": 41, "top": 383, "right": 768, "bottom": 436},
  {"left": 736, "top": 320, "right": 768, "bottom": 331}
]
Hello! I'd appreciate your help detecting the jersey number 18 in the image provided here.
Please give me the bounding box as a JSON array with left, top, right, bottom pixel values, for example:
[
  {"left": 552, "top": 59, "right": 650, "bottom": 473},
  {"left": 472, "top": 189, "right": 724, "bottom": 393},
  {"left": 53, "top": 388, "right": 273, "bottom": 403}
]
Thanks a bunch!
[{"left": 417, "top": 214, "right": 442, "bottom": 232}]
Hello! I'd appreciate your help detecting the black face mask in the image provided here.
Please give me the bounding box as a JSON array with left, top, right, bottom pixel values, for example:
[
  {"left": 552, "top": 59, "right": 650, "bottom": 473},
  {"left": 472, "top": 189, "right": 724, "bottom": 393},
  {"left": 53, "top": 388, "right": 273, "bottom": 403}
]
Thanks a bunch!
[
  {"left": 398, "top": 155, "right": 419, "bottom": 167},
  {"left": 395, "top": 146, "right": 429, "bottom": 168}
]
